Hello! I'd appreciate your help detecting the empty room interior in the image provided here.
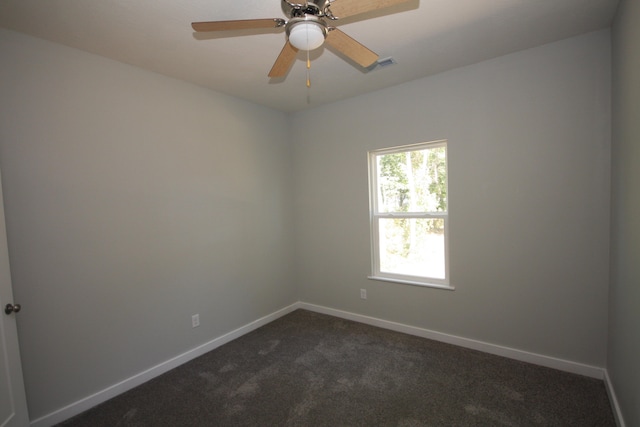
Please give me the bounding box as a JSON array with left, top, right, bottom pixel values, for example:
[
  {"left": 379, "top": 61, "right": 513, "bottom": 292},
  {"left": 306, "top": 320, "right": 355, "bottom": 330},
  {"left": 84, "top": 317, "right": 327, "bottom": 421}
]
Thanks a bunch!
[{"left": 0, "top": 0, "right": 638, "bottom": 425}]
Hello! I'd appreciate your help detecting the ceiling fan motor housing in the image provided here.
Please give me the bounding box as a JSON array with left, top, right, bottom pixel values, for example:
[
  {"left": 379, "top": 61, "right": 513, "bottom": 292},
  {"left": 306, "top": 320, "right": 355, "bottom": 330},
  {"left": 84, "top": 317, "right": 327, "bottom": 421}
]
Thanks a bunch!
[{"left": 282, "top": 0, "right": 332, "bottom": 18}]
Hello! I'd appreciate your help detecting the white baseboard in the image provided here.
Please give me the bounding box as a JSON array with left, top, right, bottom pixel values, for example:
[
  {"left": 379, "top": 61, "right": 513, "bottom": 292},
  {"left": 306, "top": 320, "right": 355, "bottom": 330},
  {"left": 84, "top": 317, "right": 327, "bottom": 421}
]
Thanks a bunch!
[
  {"left": 32, "top": 301, "right": 611, "bottom": 426},
  {"left": 300, "top": 302, "right": 605, "bottom": 379},
  {"left": 604, "top": 370, "right": 626, "bottom": 427},
  {"left": 30, "top": 302, "right": 302, "bottom": 427}
]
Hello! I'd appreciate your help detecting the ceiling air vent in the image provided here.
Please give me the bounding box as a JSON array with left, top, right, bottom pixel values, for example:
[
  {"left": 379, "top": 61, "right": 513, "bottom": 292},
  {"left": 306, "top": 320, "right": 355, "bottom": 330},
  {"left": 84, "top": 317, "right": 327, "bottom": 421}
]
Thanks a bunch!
[{"left": 366, "top": 56, "right": 397, "bottom": 72}]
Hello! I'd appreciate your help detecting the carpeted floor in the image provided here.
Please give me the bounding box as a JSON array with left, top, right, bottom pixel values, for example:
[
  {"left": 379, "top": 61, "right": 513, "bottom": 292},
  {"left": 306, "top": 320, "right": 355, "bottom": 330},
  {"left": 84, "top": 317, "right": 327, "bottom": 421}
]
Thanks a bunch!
[{"left": 58, "top": 309, "right": 615, "bottom": 426}]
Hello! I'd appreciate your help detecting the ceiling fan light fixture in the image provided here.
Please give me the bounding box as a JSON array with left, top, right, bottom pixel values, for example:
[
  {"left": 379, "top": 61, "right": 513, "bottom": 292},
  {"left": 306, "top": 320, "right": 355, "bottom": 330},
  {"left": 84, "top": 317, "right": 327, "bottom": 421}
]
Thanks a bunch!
[{"left": 287, "top": 20, "right": 326, "bottom": 51}]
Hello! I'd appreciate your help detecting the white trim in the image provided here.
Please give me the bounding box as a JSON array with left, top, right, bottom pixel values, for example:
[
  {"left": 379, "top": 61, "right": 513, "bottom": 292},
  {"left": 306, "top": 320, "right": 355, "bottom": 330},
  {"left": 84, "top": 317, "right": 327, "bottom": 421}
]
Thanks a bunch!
[
  {"left": 368, "top": 275, "right": 455, "bottom": 290},
  {"left": 32, "top": 301, "right": 611, "bottom": 426},
  {"left": 368, "top": 140, "right": 450, "bottom": 287},
  {"left": 604, "top": 370, "right": 626, "bottom": 427},
  {"left": 370, "top": 140, "right": 448, "bottom": 156},
  {"left": 299, "top": 302, "right": 605, "bottom": 379},
  {"left": 30, "top": 302, "right": 302, "bottom": 427}
]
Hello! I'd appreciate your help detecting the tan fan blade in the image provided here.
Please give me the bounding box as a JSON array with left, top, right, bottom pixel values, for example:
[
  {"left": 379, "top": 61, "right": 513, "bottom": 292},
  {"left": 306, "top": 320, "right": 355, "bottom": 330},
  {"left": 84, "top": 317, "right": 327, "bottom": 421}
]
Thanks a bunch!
[
  {"left": 328, "top": 0, "right": 412, "bottom": 19},
  {"left": 268, "top": 42, "right": 299, "bottom": 78},
  {"left": 325, "top": 28, "right": 378, "bottom": 67},
  {"left": 192, "top": 18, "right": 285, "bottom": 32}
]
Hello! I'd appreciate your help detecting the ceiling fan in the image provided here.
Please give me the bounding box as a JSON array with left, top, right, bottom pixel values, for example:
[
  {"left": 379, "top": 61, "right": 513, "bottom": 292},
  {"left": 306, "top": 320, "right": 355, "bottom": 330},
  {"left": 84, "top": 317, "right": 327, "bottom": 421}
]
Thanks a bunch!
[{"left": 192, "top": 0, "right": 410, "bottom": 79}]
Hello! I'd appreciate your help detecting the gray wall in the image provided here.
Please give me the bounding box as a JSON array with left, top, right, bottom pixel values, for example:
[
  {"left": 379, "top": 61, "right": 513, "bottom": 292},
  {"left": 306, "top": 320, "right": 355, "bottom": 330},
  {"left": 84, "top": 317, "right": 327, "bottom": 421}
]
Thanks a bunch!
[
  {"left": 291, "top": 30, "right": 611, "bottom": 367},
  {"left": 610, "top": 1, "right": 640, "bottom": 425},
  {"left": 0, "top": 28, "right": 296, "bottom": 420}
]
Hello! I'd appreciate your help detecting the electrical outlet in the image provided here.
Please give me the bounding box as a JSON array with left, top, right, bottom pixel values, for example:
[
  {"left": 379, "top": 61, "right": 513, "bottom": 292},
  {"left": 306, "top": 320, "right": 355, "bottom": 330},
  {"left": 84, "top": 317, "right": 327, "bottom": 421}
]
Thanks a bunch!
[
  {"left": 360, "top": 289, "right": 367, "bottom": 300},
  {"left": 192, "top": 314, "right": 200, "bottom": 328}
]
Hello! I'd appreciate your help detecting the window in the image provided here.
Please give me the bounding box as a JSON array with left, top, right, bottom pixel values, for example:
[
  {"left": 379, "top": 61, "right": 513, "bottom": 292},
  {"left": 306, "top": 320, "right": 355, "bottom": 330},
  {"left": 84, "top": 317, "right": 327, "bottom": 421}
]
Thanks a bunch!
[{"left": 368, "top": 140, "right": 451, "bottom": 289}]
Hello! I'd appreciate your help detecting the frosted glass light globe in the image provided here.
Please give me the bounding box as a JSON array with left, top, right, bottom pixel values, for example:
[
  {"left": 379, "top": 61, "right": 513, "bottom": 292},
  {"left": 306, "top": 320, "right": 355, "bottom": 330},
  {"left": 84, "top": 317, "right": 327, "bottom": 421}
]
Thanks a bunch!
[{"left": 288, "top": 22, "right": 325, "bottom": 51}]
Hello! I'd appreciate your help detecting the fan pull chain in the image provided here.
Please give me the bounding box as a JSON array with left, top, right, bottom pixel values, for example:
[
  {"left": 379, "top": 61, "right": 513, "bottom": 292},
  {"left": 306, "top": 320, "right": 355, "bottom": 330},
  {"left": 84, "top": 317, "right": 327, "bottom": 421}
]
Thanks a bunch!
[
  {"left": 306, "top": 51, "right": 311, "bottom": 88},
  {"left": 306, "top": 49, "right": 312, "bottom": 104},
  {"left": 306, "top": 29, "right": 311, "bottom": 88}
]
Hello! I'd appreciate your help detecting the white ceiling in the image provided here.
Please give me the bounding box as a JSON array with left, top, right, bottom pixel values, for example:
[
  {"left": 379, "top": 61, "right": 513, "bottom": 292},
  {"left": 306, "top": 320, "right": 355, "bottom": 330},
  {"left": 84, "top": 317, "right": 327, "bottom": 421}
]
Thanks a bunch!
[{"left": 0, "top": 0, "right": 619, "bottom": 112}]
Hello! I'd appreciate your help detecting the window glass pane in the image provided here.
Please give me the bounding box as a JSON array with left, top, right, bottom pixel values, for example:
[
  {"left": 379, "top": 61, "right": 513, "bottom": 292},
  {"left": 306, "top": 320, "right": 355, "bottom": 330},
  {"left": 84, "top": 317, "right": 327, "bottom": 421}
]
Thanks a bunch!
[
  {"left": 376, "top": 147, "right": 447, "bottom": 213},
  {"left": 379, "top": 218, "right": 445, "bottom": 279}
]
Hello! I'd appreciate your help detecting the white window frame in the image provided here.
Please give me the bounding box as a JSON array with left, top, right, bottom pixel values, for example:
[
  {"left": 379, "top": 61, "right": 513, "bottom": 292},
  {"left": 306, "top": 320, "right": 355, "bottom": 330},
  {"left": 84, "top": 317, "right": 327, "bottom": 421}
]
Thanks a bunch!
[{"left": 368, "top": 140, "right": 452, "bottom": 290}]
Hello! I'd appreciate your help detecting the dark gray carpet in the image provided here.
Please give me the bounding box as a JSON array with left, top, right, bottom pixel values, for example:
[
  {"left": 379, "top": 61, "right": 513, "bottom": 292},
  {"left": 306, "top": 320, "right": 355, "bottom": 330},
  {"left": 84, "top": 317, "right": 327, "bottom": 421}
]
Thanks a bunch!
[{"left": 58, "top": 309, "right": 615, "bottom": 426}]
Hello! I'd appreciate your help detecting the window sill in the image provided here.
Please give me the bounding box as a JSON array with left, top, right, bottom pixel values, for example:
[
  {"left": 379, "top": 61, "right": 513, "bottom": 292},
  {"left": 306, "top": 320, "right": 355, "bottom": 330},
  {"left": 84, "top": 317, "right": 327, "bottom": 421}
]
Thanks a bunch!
[{"left": 367, "top": 275, "right": 455, "bottom": 291}]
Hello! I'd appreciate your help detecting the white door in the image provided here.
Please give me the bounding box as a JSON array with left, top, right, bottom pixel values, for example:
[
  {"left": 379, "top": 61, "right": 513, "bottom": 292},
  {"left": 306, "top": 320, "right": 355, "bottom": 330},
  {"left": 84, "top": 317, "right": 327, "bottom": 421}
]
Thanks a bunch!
[{"left": 0, "top": 171, "right": 29, "bottom": 427}]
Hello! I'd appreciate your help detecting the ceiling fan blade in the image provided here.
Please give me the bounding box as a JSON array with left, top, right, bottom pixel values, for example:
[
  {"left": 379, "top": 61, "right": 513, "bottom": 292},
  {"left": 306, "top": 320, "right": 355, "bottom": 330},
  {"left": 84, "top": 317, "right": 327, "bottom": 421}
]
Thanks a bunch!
[
  {"left": 192, "top": 18, "right": 285, "bottom": 32},
  {"left": 268, "top": 41, "right": 299, "bottom": 78},
  {"left": 328, "top": 0, "right": 412, "bottom": 19},
  {"left": 325, "top": 28, "right": 378, "bottom": 68}
]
